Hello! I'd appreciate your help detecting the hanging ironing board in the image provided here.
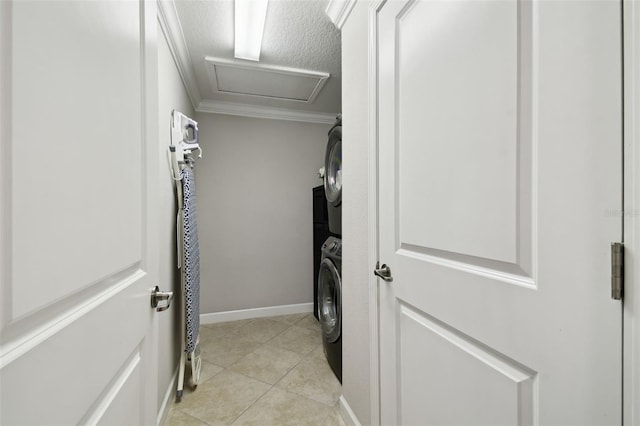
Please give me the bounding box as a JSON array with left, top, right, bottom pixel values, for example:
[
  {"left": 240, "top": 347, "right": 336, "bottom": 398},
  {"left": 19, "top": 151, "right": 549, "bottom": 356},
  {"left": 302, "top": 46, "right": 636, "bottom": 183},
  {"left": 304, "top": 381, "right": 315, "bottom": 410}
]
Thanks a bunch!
[{"left": 169, "top": 110, "right": 202, "bottom": 401}]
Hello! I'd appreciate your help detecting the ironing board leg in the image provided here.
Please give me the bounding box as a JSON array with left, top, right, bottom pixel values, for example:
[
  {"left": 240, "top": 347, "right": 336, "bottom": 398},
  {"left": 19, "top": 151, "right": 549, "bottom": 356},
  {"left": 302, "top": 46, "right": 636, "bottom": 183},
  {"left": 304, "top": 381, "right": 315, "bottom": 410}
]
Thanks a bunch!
[
  {"left": 190, "top": 335, "right": 202, "bottom": 387},
  {"left": 176, "top": 350, "right": 186, "bottom": 402}
]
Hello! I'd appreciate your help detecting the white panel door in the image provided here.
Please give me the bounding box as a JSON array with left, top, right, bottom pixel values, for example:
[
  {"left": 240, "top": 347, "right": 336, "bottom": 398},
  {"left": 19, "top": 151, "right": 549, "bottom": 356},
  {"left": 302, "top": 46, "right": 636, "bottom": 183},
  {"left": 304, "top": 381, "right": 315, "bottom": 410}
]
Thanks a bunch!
[
  {"left": 0, "top": 0, "right": 160, "bottom": 424},
  {"left": 377, "top": 0, "right": 622, "bottom": 424}
]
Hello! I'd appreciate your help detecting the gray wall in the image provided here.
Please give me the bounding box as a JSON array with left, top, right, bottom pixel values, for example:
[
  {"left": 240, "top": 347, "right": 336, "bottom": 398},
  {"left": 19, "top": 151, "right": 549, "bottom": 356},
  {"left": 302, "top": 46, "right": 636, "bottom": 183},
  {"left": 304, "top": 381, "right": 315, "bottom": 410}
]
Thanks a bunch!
[
  {"left": 194, "top": 114, "right": 329, "bottom": 314},
  {"left": 341, "top": 2, "right": 372, "bottom": 424},
  {"left": 157, "top": 27, "right": 195, "bottom": 408}
]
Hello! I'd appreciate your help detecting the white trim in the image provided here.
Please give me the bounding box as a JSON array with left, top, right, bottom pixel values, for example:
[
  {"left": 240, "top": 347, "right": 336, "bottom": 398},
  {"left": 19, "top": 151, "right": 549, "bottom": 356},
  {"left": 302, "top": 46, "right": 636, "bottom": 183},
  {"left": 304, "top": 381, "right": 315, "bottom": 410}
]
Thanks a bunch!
[
  {"left": 196, "top": 99, "right": 339, "bottom": 125},
  {"left": 204, "top": 56, "right": 330, "bottom": 104},
  {"left": 624, "top": 0, "right": 640, "bottom": 424},
  {"left": 367, "top": 1, "right": 384, "bottom": 425},
  {"left": 339, "top": 395, "right": 363, "bottom": 426},
  {"left": 156, "top": 366, "right": 179, "bottom": 426},
  {"left": 157, "top": 0, "right": 201, "bottom": 108},
  {"left": 200, "top": 303, "right": 313, "bottom": 324},
  {"left": 326, "top": 0, "right": 358, "bottom": 30}
]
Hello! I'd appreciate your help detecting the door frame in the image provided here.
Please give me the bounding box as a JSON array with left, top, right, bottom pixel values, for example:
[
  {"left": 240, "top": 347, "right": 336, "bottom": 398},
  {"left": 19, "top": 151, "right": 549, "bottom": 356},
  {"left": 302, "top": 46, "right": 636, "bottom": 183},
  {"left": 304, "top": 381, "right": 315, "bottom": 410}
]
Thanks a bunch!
[
  {"left": 365, "top": 0, "right": 640, "bottom": 425},
  {"left": 143, "top": 0, "right": 161, "bottom": 422},
  {"left": 623, "top": 0, "right": 640, "bottom": 424},
  {"left": 366, "top": 2, "right": 385, "bottom": 425}
]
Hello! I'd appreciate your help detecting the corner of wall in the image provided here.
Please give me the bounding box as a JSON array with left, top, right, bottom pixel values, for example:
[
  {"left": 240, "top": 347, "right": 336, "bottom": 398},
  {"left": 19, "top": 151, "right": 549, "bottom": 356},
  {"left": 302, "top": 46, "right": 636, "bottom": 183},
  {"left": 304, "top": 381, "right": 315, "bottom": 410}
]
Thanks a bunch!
[
  {"left": 156, "top": 23, "right": 196, "bottom": 412},
  {"left": 340, "top": 1, "right": 373, "bottom": 425}
]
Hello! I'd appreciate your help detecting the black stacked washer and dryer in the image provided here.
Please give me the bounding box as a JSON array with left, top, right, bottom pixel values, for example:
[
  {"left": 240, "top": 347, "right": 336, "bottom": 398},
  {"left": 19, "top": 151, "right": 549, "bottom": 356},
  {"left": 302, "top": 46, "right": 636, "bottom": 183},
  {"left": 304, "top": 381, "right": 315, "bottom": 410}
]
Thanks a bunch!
[
  {"left": 324, "top": 116, "right": 342, "bottom": 235},
  {"left": 318, "top": 236, "right": 342, "bottom": 382},
  {"left": 312, "top": 186, "right": 334, "bottom": 320},
  {"left": 317, "top": 115, "right": 342, "bottom": 383}
]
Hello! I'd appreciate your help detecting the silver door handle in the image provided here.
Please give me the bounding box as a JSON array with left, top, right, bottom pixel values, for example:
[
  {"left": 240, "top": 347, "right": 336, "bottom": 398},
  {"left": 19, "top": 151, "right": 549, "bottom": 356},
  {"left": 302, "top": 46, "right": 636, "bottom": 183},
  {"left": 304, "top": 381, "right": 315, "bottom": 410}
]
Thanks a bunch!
[
  {"left": 374, "top": 264, "right": 393, "bottom": 282},
  {"left": 151, "top": 286, "right": 174, "bottom": 312}
]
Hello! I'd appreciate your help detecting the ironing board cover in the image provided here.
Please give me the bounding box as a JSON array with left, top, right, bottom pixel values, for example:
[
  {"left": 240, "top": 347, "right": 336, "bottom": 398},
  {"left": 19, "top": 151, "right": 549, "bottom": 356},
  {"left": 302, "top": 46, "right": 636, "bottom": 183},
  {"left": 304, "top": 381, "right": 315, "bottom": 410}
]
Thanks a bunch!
[{"left": 180, "top": 166, "right": 200, "bottom": 353}]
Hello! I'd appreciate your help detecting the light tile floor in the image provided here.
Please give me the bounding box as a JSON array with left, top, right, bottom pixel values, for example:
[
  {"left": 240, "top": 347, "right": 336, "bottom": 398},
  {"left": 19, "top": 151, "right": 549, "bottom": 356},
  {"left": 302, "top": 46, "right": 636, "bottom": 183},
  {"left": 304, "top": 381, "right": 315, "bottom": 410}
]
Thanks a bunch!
[{"left": 165, "top": 313, "right": 345, "bottom": 426}]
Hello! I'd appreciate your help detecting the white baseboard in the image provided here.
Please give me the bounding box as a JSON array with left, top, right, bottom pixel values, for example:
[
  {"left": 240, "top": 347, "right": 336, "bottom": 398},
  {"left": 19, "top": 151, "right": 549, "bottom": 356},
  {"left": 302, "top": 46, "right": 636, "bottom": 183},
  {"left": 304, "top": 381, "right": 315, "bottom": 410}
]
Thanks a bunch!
[
  {"left": 339, "top": 395, "right": 362, "bottom": 426},
  {"left": 157, "top": 367, "right": 179, "bottom": 426},
  {"left": 200, "top": 303, "right": 313, "bottom": 324}
]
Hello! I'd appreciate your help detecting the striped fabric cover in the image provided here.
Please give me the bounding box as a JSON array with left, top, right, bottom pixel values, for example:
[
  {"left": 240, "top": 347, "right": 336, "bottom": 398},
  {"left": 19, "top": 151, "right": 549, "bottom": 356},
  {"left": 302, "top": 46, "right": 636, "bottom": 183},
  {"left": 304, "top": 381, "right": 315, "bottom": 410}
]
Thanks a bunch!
[{"left": 180, "top": 166, "right": 200, "bottom": 353}]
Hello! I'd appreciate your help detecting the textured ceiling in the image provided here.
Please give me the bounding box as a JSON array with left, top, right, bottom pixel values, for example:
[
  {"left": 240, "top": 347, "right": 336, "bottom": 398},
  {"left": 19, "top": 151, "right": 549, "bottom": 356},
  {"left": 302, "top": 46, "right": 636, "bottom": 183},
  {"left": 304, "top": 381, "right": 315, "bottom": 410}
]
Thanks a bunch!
[{"left": 174, "top": 0, "right": 342, "bottom": 114}]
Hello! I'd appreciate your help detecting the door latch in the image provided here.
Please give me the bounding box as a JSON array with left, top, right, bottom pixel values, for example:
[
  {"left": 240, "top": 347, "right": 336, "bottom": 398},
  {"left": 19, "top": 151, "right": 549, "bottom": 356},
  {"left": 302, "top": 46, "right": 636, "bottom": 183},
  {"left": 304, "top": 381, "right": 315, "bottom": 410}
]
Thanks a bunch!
[{"left": 151, "top": 286, "right": 174, "bottom": 312}]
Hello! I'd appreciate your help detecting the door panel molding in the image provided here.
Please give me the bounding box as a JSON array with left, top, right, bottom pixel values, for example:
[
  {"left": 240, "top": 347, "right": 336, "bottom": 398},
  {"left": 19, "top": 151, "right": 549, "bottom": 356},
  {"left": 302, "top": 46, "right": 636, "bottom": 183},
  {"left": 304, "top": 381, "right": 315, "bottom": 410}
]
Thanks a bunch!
[
  {"left": 397, "top": 246, "right": 535, "bottom": 288},
  {"left": 399, "top": 302, "right": 537, "bottom": 426},
  {"left": 9, "top": 0, "right": 144, "bottom": 320},
  {"left": 0, "top": 267, "right": 145, "bottom": 369},
  {"left": 392, "top": 0, "right": 537, "bottom": 278},
  {"left": 81, "top": 348, "right": 142, "bottom": 425},
  {"left": 0, "top": 274, "right": 151, "bottom": 424},
  {"left": 3, "top": 261, "right": 141, "bottom": 328}
]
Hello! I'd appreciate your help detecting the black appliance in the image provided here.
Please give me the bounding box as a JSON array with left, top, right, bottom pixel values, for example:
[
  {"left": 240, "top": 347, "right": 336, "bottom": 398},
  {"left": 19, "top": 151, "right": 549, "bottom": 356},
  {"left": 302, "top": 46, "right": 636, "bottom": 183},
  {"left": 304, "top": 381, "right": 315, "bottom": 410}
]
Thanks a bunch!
[
  {"left": 313, "top": 185, "right": 334, "bottom": 320},
  {"left": 318, "top": 236, "right": 342, "bottom": 382},
  {"left": 324, "top": 116, "right": 342, "bottom": 235}
]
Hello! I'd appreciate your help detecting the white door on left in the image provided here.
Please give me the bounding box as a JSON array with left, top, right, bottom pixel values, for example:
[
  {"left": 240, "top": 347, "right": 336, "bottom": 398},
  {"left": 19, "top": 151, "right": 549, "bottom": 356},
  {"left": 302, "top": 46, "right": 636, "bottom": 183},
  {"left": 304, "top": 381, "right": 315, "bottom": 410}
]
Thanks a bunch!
[{"left": 0, "top": 0, "right": 160, "bottom": 424}]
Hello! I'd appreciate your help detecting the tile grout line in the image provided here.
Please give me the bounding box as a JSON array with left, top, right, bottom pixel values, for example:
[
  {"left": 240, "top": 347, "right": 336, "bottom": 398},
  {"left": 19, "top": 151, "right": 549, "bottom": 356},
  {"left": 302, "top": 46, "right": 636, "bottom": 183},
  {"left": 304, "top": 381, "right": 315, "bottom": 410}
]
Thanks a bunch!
[
  {"left": 213, "top": 319, "right": 305, "bottom": 424},
  {"left": 225, "top": 320, "right": 304, "bottom": 386},
  {"left": 227, "top": 376, "right": 274, "bottom": 425},
  {"left": 269, "top": 323, "right": 321, "bottom": 389},
  {"left": 168, "top": 314, "right": 339, "bottom": 425},
  {"left": 225, "top": 315, "right": 336, "bottom": 410},
  {"left": 227, "top": 316, "right": 306, "bottom": 426},
  {"left": 183, "top": 408, "right": 213, "bottom": 426}
]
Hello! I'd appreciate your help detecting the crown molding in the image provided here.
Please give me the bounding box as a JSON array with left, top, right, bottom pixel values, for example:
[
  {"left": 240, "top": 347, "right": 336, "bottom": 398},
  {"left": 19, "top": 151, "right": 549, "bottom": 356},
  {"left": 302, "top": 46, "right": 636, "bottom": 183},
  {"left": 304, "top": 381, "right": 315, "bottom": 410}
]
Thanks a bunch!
[
  {"left": 157, "top": 0, "right": 201, "bottom": 108},
  {"left": 197, "top": 100, "right": 339, "bottom": 125},
  {"left": 325, "top": 0, "right": 357, "bottom": 30}
]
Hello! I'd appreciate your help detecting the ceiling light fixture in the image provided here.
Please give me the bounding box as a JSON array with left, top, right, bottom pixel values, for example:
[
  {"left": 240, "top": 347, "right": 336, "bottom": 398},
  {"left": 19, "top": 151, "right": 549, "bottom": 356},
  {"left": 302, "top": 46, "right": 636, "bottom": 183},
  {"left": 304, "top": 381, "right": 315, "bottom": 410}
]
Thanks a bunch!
[{"left": 234, "top": 0, "right": 269, "bottom": 61}]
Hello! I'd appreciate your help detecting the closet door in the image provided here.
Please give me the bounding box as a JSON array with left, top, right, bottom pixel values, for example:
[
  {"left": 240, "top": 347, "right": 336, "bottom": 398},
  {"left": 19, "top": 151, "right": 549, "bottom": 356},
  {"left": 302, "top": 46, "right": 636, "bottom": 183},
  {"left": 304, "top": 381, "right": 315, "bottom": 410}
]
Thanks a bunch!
[
  {"left": 0, "top": 1, "right": 160, "bottom": 424},
  {"left": 376, "top": 0, "right": 623, "bottom": 424}
]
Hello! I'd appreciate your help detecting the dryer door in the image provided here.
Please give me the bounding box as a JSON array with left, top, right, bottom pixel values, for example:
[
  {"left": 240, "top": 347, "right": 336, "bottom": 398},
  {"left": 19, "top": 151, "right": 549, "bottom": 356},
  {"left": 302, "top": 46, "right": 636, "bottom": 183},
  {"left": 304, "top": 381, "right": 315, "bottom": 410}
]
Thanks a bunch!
[
  {"left": 317, "top": 258, "right": 342, "bottom": 343},
  {"left": 324, "top": 125, "right": 342, "bottom": 207}
]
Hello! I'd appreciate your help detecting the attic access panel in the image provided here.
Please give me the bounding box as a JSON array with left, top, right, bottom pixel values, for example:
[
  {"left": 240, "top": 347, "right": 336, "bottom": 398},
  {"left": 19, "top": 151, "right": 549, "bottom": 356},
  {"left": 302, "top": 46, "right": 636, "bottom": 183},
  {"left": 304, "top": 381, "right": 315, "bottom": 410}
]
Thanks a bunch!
[{"left": 205, "top": 57, "right": 330, "bottom": 103}]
